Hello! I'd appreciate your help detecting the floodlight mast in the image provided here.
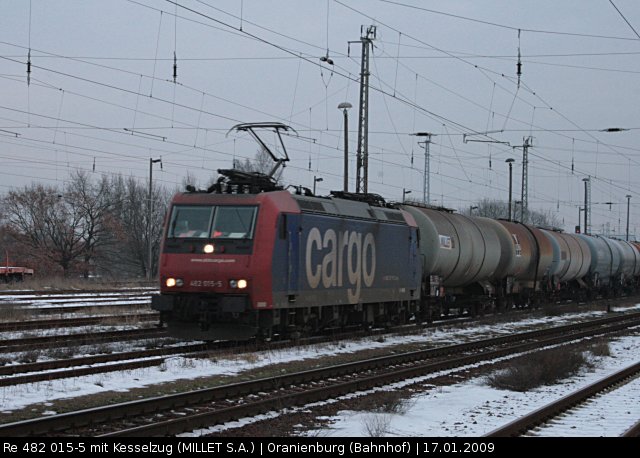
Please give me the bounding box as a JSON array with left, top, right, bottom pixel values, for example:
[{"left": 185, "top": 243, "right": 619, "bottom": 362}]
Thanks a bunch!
[{"left": 349, "top": 25, "right": 376, "bottom": 194}]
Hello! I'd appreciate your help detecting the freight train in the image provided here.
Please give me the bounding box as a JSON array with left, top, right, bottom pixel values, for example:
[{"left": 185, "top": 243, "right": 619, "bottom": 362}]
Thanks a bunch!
[{"left": 152, "top": 123, "right": 640, "bottom": 340}]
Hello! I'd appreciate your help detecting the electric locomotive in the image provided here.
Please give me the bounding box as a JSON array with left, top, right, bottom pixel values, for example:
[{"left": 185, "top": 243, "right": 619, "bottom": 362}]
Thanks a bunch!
[{"left": 152, "top": 123, "right": 422, "bottom": 340}]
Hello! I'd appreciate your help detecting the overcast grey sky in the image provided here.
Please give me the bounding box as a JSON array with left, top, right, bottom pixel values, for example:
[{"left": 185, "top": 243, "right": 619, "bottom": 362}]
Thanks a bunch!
[{"left": 2, "top": 0, "right": 640, "bottom": 235}]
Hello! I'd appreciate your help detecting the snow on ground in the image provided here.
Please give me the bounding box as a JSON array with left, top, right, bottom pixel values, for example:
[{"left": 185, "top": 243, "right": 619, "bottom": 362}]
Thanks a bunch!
[
  {"left": 0, "top": 322, "right": 155, "bottom": 341},
  {"left": 0, "top": 304, "right": 639, "bottom": 435},
  {"left": 20, "top": 299, "right": 150, "bottom": 309},
  {"left": 0, "top": 291, "right": 153, "bottom": 301},
  {"left": 307, "top": 333, "right": 640, "bottom": 437},
  {"left": 532, "top": 374, "right": 640, "bottom": 437},
  {"left": 2, "top": 299, "right": 150, "bottom": 310}
]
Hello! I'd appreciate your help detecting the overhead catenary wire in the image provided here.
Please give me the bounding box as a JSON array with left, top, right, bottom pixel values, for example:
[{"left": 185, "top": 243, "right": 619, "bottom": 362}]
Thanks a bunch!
[
  {"left": 2, "top": 1, "right": 639, "bottom": 233},
  {"left": 609, "top": 0, "right": 640, "bottom": 40},
  {"left": 378, "top": 0, "right": 640, "bottom": 41}
]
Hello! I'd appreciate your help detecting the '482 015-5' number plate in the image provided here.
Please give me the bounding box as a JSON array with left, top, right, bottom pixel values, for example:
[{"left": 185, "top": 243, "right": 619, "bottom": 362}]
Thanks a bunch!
[{"left": 190, "top": 280, "right": 223, "bottom": 287}]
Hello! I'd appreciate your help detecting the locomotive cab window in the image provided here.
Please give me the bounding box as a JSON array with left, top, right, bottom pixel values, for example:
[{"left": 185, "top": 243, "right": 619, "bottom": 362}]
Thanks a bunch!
[
  {"left": 168, "top": 205, "right": 257, "bottom": 239},
  {"left": 212, "top": 206, "right": 257, "bottom": 239},
  {"left": 169, "top": 206, "right": 214, "bottom": 238}
]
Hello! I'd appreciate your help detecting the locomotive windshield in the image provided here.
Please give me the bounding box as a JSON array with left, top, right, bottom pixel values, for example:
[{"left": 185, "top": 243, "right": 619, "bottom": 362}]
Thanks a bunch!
[{"left": 168, "top": 205, "right": 257, "bottom": 239}]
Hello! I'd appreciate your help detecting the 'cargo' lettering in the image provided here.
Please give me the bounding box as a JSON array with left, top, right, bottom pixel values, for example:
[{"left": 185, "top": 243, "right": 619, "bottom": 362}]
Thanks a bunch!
[{"left": 305, "top": 227, "right": 376, "bottom": 303}]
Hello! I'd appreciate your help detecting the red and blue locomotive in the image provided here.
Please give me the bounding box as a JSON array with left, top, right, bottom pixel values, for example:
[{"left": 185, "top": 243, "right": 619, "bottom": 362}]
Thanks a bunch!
[{"left": 152, "top": 124, "right": 422, "bottom": 340}]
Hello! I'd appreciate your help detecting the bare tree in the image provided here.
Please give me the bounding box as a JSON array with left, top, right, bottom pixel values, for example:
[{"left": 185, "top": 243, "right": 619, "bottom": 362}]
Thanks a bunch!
[
  {"left": 0, "top": 171, "right": 172, "bottom": 279},
  {"left": 233, "top": 148, "right": 276, "bottom": 175},
  {"left": 181, "top": 170, "right": 199, "bottom": 189},
  {"left": 66, "top": 170, "right": 114, "bottom": 278},
  {"left": 2, "top": 184, "right": 86, "bottom": 276},
  {"left": 463, "top": 198, "right": 560, "bottom": 228},
  {"left": 105, "top": 175, "right": 169, "bottom": 278},
  {"left": 464, "top": 198, "right": 509, "bottom": 220}
]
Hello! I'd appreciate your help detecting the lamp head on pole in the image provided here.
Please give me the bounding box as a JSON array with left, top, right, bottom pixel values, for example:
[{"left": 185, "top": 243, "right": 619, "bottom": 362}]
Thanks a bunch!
[{"left": 338, "top": 102, "right": 352, "bottom": 111}]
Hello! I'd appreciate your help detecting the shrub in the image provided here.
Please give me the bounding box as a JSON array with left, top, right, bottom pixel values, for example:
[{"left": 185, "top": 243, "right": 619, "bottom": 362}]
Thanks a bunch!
[
  {"left": 589, "top": 341, "right": 611, "bottom": 357},
  {"left": 361, "top": 413, "right": 391, "bottom": 437},
  {"left": 487, "top": 346, "right": 588, "bottom": 391}
]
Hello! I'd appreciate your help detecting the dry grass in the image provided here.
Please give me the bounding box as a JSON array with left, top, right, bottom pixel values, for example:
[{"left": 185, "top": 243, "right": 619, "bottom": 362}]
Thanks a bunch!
[
  {"left": 86, "top": 343, "right": 114, "bottom": 356},
  {"left": 589, "top": 341, "right": 611, "bottom": 357},
  {"left": 487, "top": 346, "right": 590, "bottom": 392},
  {"left": 354, "top": 391, "right": 416, "bottom": 436},
  {"left": 98, "top": 313, "right": 145, "bottom": 327},
  {"left": 351, "top": 390, "right": 415, "bottom": 415},
  {"left": 45, "top": 346, "right": 78, "bottom": 360},
  {"left": 361, "top": 413, "right": 391, "bottom": 437},
  {"left": 17, "top": 350, "right": 41, "bottom": 364},
  {"left": 0, "top": 304, "right": 34, "bottom": 323}
]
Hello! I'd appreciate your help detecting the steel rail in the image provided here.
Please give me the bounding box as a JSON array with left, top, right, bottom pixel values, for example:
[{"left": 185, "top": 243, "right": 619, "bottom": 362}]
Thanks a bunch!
[
  {"left": 622, "top": 419, "right": 640, "bottom": 437},
  {"left": 0, "top": 313, "right": 158, "bottom": 332},
  {"left": 486, "top": 361, "right": 640, "bottom": 437},
  {"left": 0, "top": 342, "right": 209, "bottom": 385},
  {"left": 1, "top": 311, "right": 638, "bottom": 437},
  {"left": 0, "top": 327, "right": 167, "bottom": 353}
]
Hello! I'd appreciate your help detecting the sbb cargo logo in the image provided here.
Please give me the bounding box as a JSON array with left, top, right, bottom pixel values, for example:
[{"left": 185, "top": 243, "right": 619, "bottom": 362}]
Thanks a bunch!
[{"left": 305, "top": 227, "right": 376, "bottom": 303}]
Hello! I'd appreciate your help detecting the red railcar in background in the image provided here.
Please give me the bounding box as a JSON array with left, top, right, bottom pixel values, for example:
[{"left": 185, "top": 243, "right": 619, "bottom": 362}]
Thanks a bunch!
[{"left": 0, "top": 266, "right": 34, "bottom": 282}]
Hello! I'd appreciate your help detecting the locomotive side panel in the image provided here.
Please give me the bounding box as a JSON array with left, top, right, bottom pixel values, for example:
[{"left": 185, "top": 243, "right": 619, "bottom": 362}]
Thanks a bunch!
[{"left": 270, "top": 212, "right": 421, "bottom": 308}]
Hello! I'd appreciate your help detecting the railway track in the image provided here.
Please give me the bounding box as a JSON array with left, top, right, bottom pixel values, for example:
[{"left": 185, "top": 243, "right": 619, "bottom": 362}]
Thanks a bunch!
[
  {"left": 0, "top": 342, "right": 210, "bottom": 387},
  {"left": 623, "top": 419, "right": 640, "bottom": 437},
  {"left": 0, "top": 292, "right": 153, "bottom": 316},
  {"left": 1, "top": 310, "right": 638, "bottom": 436},
  {"left": 0, "top": 327, "right": 167, "bottom": 353},
  {"left": 0, "top": 287, "right": 155, "bottom": 298},
  {"left": 0, "top": 313, "right": 158, "bottom": 332},
  {"left": 487, "top": 361, "right": 640, "bottom": 437}
]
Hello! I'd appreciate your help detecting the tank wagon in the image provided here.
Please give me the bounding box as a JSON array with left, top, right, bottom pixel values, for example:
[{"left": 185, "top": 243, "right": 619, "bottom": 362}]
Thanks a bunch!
[{"left": 152, "top": 123, "right": 640, "bottom": 340}]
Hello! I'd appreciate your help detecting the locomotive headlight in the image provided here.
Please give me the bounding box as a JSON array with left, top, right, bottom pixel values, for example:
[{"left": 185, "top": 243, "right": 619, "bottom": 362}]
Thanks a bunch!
[
  {"left": 229, "top": 279, "right": 248, "bottom": 289},
  {"left": 165, "top": 277, "right": 184, "bottom": 287},
  {"left": 203, "top": 244, "right": 215, "bottom": 254}
]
